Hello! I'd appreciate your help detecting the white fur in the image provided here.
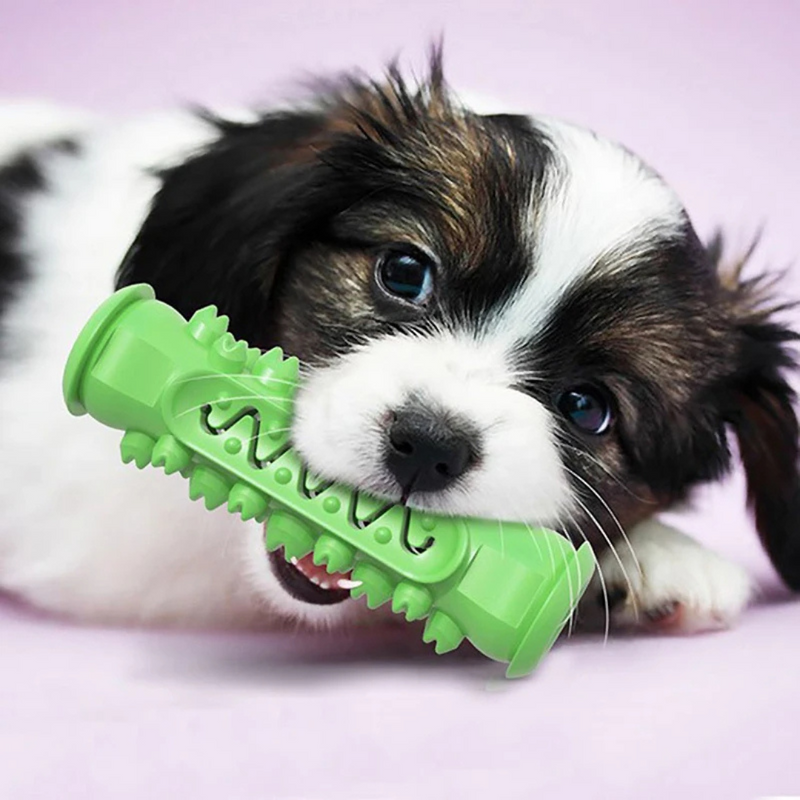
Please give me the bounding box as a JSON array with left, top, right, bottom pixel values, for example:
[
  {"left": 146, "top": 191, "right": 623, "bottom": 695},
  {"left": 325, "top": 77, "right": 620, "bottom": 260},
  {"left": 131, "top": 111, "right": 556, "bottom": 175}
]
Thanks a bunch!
[
  {"left": 0, "top": 101, "right": 753, "bottom": 636},
  {"left": 293, "top": 327, "right": 572, "bottom": 522},
  {"left": 0, "top": 101, "right": 95, "bottom": 164},
  {"left": 585, "top": 519, "right": 754, "bottom": 632},
  {"left": 486, "top": 117, "right": 685, "bottom": 346}
]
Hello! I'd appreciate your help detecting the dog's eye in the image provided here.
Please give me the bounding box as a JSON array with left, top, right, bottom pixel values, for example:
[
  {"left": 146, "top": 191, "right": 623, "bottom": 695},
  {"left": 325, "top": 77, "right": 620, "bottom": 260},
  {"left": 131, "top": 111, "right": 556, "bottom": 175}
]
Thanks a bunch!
[
  {"left": 557, "top": 385, "right": 613, "bottom": 435},
  {"left": 376, "top": 249, "right": 435, "bottom": 304}
]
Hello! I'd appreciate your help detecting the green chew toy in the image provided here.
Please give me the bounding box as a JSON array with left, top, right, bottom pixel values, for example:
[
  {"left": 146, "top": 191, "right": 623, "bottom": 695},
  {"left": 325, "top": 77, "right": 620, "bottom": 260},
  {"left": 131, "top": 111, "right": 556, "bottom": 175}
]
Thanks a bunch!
[{"left": 63, "top": 284, "right": 595, "bottom": 677}]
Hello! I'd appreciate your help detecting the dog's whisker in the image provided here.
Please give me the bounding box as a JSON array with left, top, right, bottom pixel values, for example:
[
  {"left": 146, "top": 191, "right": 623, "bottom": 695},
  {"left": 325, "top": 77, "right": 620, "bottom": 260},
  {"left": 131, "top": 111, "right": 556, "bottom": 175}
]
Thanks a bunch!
[
  {"left": 539, "top": 513, "right": 557, "bottom": 577},
  {"left": 572, "top": 494, "right": 640, "bottom": 623},
  {"left": 499, "top": 498, "right": 575, "bottom": 640},
  {"left": 236, "top": 426, "right": 293, "bottom": 447},
  {"left": 554, "top": 433, "right": 655, "bottom": 504},
  {"left": 558, "top": 510, "right": 581, "bottom": 638},
  {"left": 562, "top": 466, "right": 643, "bottom": 579},
  {"left": 557, "top": 439, "right": 630, "bottom": 489},
  {"left": 564, "top": 507, "right": 611, "bottom": 645},
  {"left": 534, "top": 517, "right": 577, "bottom": 639},
  {"left": 170, "top": 373, "right": 299, "bottom": 389},
  {"left": 175, "top": 394, "right": 292, "bottom": 420},
  {"left": 544, "top": 519, "right": 576, "bottom": 638}
]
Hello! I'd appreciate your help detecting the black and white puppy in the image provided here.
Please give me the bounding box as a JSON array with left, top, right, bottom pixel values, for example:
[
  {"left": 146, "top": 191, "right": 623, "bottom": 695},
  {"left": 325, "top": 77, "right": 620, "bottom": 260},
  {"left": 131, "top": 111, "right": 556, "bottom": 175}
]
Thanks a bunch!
[{"left": 1, "top": 56, "right": 798, "bottom": 636}]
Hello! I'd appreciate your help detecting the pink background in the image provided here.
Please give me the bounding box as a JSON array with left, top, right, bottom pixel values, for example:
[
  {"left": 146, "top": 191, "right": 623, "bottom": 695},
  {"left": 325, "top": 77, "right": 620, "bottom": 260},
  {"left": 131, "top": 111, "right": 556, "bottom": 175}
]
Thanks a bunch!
[{"left": 2, "top": 1, "right": 799, "bottom": 798}]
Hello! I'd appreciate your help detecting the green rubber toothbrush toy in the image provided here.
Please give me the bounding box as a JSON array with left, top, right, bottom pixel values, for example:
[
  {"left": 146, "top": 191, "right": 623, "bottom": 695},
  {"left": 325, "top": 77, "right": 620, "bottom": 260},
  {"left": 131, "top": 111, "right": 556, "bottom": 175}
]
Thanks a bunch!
[{"left": 63, "top": 284, "right": 595, "bottom": 677}]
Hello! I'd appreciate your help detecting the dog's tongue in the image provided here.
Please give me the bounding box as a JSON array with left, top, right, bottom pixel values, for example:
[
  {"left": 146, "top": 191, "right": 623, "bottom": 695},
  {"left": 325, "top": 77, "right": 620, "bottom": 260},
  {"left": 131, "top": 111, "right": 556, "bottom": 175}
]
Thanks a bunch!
[{"left": 293, "top": 553, "right": 360, "bottom": 590}]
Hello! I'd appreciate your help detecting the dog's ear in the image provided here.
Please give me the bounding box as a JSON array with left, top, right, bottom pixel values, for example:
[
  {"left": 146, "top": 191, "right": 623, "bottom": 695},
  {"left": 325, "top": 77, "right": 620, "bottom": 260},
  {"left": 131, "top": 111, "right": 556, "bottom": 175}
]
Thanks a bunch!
[
  {"left": 717, "top": 235, "right": 800, "bottom": 589},
  {"left": 116, "top": 109, "right": 344, "bottom": 348},
  {"left": 117, "top": 50, "right": 456, "bottom": 349}
]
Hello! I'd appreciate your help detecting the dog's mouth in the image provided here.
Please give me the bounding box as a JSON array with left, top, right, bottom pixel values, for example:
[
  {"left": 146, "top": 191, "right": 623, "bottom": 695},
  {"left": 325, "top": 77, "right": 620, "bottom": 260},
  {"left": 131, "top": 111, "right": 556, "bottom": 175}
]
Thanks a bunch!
[{"left": 267, "top": 549, "right": 360, "bottom": 605}]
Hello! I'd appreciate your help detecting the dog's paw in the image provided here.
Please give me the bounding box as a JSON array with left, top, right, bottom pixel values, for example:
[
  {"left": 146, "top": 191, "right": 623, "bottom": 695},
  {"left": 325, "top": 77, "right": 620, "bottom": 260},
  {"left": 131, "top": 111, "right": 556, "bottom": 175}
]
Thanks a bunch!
[{"left": 583, "top": 519, "right": 754, "bottom": 634}]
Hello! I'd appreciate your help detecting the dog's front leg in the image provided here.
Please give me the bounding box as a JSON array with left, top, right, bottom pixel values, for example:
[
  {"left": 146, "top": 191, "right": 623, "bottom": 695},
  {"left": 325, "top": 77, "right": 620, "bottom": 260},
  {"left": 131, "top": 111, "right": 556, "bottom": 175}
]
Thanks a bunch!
[{"left": 580, "top": 518, "right": 754, "bottom": 633}]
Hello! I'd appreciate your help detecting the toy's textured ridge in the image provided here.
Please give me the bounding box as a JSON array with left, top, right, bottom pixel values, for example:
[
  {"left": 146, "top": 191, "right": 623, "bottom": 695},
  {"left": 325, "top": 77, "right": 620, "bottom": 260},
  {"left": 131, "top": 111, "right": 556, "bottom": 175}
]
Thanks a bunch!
[{"left": 63, "top": 284, "right": 596, "bottom": 677}]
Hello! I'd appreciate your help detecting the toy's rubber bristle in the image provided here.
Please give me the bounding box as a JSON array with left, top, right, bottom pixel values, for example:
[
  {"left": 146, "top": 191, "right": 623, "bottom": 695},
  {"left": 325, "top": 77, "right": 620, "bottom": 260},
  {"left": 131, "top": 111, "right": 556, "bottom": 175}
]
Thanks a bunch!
[
  {"left": 391, "top": 581, "right": 433, "bottom": 621},
  {"left": 254, "top": 352, "right": 300, "bottom": 399},
  {"left": 422, "top": 611, "right": 464, "bottom": 655},
  {"left": 211, "top": 332, "right": 248, "bottom": 373},
  {"left": 350, "top": 562, "right": 393, "bottom": 609},
  {"left": 275, "top": 356, "right": 300, "bottom": 384},
  {"left": 244, "top": 346, "right": 261, "bottom": 371},
  {"left": 187, "top": 306, "right": 228, "bottom": 346},
  {"left": 228, "top": 482, "right": 269, "bottom": 521},
  {"left": 120, "top": 430, "right": 155, "bottom": 469},
  {"left": 151, "top": 434, "right": 192, "bottom": 475},
  {"left": 312, "top": 534, "right": 355, "bottom": 574},
  {"left": 188, "top": 465, "right": 231, "bottom": 510},
  {"left": 264, "top": 510, "right": 315, "bottom": 560},
  {"left": 251, "top": 348, "right": 283, "bottom": 378}
]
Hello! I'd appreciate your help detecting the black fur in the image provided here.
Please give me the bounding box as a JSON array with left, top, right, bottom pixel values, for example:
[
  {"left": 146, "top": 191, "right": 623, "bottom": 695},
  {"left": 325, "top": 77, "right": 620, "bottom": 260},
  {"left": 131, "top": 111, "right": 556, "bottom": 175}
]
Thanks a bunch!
[
  {"left": 118, "top": 78, "right": 555, "bottom": 356},
  {"left": 727, "top": 309, "right": 800, "bottom": 589},
  {"left": 0, "top": 138, "right": 79, "bottom": 356},
  {"left": 116, "top": 110, "right": 333, "bottom": 349},
  {"left": 0, "top": 151, "right": 42, "bottom": 325},
  {"left": 521, "top": 225, "right": 733, "bottom": 495}
]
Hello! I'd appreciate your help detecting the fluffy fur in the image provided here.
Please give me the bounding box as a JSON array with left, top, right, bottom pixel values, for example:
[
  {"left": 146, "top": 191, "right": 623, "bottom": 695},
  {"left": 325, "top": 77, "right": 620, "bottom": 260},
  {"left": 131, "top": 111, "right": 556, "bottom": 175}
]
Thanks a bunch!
[{"left": 0, "top": 56, "right": 797, "bottom": 637}]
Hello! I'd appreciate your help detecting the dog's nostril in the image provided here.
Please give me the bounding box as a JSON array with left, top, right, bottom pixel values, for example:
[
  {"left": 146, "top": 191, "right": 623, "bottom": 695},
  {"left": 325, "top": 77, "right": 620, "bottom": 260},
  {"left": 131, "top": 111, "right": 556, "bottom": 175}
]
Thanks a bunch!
[
  {"left": 389, "top": 428, "right": 415, "bottom": 456},
  {"left": 385, "top": 406, "right": 479, "bottom": 494}
]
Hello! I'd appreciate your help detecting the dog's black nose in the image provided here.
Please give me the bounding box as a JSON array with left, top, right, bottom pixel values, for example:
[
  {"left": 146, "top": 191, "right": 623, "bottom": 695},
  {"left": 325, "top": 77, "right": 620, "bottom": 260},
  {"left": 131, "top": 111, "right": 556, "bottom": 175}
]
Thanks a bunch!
[{"left": 385, "top": 406, "right": 476, "bottom": 495}]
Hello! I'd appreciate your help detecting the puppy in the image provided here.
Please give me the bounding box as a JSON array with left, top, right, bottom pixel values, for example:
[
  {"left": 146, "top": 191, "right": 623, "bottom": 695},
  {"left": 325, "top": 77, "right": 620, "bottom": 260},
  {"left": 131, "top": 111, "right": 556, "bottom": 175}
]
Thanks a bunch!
[{"left": 0, "top": 54, "right": 797, "bottom": 638}]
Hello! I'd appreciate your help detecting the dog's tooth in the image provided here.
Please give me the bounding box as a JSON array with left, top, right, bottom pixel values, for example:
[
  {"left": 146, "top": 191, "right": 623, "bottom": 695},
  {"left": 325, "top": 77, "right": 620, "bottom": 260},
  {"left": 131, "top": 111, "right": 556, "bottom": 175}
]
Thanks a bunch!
[
  {"left": 290, "top": 557, "right": 298, "bottom": 566},
  {"left": 336, "top": 578, "right": 363, "bottom": 590},
  {"left": 320, "top": 581, "right": 330, "bottom": 590}
]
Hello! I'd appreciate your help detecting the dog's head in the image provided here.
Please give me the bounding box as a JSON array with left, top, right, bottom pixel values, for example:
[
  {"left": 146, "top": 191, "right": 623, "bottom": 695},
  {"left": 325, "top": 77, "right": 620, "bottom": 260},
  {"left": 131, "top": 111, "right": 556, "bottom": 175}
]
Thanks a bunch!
[{"left": 119, "top": 53, "right": 800, "bottom": 623}]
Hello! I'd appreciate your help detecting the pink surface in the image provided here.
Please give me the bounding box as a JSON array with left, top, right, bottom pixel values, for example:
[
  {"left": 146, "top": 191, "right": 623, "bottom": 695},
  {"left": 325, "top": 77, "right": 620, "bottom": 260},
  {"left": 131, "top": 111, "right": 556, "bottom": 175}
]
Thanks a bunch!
[{"left": 2, "top": 1, "right": 799, "bottom": 798}]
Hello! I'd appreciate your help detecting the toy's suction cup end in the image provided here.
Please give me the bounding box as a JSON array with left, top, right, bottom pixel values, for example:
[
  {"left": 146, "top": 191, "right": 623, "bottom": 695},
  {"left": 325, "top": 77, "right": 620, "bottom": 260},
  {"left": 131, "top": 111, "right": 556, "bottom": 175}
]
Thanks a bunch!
[{"left": 62, "top": 284, "right": 155, "bottom": 416}]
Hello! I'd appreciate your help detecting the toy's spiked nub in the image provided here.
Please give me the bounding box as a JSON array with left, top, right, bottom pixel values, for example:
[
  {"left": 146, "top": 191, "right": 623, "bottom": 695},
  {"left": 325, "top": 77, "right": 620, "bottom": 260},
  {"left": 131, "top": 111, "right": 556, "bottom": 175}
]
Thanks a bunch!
[
  {"left": 244, "top": 346, "right": 261, "bottom": 371},
  {"left": 251, "top": 348, "right": 283, "bottom": 378},
  {"left": 251, "top": 349, "right": 298, "bottom": 405},
  {"left": 211, "top": 332, "right": 248, "bottom": 374},
  {"left": 188, "top": 465, "right": 231, "bottom": 510},
  {"left": 265, "top": 510, "right": 315, "bottom": 561},
  {"left": 275, "top": 355, "right": 300, "bottom": 385},
  {"left": 228, "top": 482, "right": 269, "bottom": 521},
  {"left": 350, "top": 562, "right": 394, "bottom": 609},
  {"left": 187, "top": 306, "right": 229, "bottom": 346},
  {"left": 392, "top": 581, "right": 433, "bottom": 621},
  {"left": 312, "top": 534, "right": 356, "bottom": 574},
  {"left": 422, "top": 611, "right": 464, "bottom": 655},
  {"left": 120, "top": 431, "right": 155, "bottom": 469},
  {"left": 151, "top": 434, "right": 192, "bottom": 475}
]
